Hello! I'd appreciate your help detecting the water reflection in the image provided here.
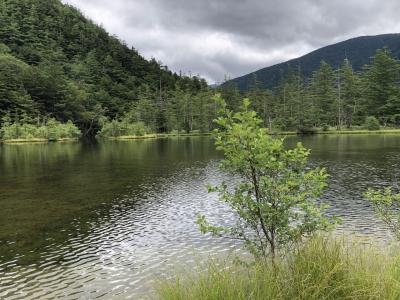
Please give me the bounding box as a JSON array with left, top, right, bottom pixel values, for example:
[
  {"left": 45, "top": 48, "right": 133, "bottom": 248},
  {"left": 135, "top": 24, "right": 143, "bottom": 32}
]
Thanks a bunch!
[{"left": 0, "top": 135, "right": 400, "bottom": 299}]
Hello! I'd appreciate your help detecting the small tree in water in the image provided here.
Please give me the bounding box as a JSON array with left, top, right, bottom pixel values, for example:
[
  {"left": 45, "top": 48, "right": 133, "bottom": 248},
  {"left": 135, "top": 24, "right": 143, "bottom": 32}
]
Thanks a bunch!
[
  {"left": 364, "top": 187, "right": 400, "bottom": 240},
  {"left": 198, "top": 95, "right": 338, "bottom": 261}
]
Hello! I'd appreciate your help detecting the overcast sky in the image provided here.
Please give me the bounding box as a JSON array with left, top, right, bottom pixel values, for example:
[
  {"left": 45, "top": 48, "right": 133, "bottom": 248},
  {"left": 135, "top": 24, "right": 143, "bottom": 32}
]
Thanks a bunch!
[{"left": 62, "top": 0, "right": 400, "bottom": 83}]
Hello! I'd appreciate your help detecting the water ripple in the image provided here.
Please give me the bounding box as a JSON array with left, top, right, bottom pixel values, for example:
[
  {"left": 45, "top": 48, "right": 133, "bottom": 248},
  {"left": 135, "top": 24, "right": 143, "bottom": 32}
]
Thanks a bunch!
[{"left": 1, "top": 136, "right": 400, "bottom": 299}]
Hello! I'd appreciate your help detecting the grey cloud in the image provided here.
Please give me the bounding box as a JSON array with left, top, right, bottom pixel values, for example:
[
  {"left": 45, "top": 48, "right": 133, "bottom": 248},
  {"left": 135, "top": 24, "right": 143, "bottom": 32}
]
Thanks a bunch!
[{"left": 62, "top": 0, "right": 400, "bottom": 83}]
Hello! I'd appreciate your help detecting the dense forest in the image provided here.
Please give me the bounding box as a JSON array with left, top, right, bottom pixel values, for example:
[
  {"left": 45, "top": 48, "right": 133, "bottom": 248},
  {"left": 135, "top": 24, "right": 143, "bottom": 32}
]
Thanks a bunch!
[
  {"left": 230, "top": 48, "right": 400, "bottom": 131},
  {"left": 1, "top": 0, "right": 400, "bottom": 139},
  {"left": 227, "top": 48, "right": 400, "bottom": 131},
  {"left": 0, "top": 0, "right": 212, "bottom": 137}
]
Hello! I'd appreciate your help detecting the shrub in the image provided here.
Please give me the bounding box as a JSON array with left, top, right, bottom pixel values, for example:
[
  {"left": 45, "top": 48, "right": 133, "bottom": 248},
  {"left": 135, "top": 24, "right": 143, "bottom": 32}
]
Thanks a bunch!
[
  {"left": 98, "top": 120, "right": 150, "bottom": 137},
  {"left": 297, "top": 126, "right": 317, "bottom": 135},
  {"left": 97, "top": 120, "right": 123, "bottom": 137},
  {"left": 322, "top": 124, "right": 330, "bottom": 131},
  {"left": 364, "top": 116, "right": 380, "bottom": 130},
  {"left": 364, "top": 187, "right": 400, "bottom": 240},
  {"left": 65, "top": 120, "right": 81, "bottom": 138},
  {"left": 391, "top": 114, "right": 400, "bottom": 126},
  {"left": 0, "top": 118, "right": 81, "bottom": 140},
  {"left": 198, "top": 95, "right": 337, "bottom": 261},
  {"left": 130, "top": 121, "right": 148, "bottom": 136}
]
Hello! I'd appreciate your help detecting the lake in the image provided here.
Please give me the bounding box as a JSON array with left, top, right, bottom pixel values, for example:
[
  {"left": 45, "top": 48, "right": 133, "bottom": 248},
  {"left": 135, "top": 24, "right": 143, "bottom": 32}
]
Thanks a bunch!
[{"left": 1, "top": 135, "right": 400, "bottom": 299}]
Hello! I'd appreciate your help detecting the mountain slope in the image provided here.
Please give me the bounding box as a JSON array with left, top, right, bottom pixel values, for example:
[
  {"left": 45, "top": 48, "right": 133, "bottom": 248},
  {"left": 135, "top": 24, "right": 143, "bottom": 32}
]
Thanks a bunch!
[
  {"left": 228, "top": 33, "right": 400, "bottom": 91},
  {"left": 0, "top": 0, "right": 207, "bottom": 135}
]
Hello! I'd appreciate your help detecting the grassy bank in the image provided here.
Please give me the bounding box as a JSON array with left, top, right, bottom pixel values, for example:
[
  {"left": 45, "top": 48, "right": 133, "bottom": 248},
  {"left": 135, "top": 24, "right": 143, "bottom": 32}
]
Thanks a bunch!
[
  {"left": 316, "top": 128, "right": 400, "bottom": 135},
  {"left": 102, "top": 129, "right": 400, "bottom": 140},
  {"left": 103, "top": 132, "right": 212, "bottom": 140},
  {"left": 5, "top": 129, "right": 400, "bottom": 143},
  {"left": 2, "top": 137, "right": 79, "bottom": 144},
  {"left": 157, "top": 237, "right": 400, "bottom": 300},
  {"left": 269, "top": 128, "right": 400, "bottom": 136}
]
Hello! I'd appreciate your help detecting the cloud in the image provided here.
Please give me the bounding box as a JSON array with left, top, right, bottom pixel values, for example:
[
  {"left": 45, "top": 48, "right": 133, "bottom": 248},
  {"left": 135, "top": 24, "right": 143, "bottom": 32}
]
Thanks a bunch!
[{"left": 62, "top": 0, "right": 400, "bottom": 83}]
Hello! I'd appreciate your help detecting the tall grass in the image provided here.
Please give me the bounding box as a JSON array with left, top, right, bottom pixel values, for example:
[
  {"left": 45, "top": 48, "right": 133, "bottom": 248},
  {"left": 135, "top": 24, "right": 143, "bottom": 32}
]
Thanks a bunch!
[{"left": 157, "top": 237, "right": 400, "bottom": 300}]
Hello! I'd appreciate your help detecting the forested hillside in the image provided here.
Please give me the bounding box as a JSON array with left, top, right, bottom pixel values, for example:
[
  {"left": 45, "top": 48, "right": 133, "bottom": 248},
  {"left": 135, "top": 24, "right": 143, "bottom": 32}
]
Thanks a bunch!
[
  {"left": 0, "top": 0, "right": 212, "bottom": 136},
  {"left": 227, "top": 34, "right": 400, "bottom": 91}
]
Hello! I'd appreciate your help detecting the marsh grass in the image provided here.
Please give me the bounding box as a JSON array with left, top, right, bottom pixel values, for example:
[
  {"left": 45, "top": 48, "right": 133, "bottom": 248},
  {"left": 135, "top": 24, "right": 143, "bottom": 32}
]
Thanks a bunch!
[{"left": 157, "top": 237, "right": 400, "bottom": 300}]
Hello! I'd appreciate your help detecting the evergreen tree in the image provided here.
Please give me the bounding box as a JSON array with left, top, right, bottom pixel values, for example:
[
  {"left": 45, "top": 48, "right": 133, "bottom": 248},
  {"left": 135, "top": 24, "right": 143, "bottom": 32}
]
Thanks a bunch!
[
  {"left": 339, "top": 59, "right": 361, "bottom": 128},
  {"left": 363, "top": 48, "right": 400, "bottom": 124},
  {"left": 309, "top": 61, "right": 337, "bottom": 127}
]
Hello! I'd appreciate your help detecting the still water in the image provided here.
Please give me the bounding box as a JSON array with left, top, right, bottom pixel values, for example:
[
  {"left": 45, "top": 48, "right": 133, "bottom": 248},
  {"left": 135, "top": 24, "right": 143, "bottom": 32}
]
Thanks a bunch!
[{"left": 1, "top": 135, "right": 400, "bottom": 299}]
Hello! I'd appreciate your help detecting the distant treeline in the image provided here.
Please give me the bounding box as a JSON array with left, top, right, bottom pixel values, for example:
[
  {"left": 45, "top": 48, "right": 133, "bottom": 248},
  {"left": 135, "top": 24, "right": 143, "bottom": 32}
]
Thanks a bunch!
[{"left": 221, "top": 48, "right": 400, "bottom": 131}]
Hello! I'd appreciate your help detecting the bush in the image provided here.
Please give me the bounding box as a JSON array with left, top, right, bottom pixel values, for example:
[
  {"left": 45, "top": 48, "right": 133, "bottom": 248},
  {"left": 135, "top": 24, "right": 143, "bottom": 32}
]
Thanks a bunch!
[
  {"left": 129, "top": 121, "right": 148, "bottom": 136},
  {"left": 322, "top": 124, "right": 330, "bottom": 131},
  {"left": 365, "top": 187, "right": 400, "bottom": 240},
  {"left": 364, "top": 116, "right": 380, "bottom": 130},
  {"left": 391, "top": 114, "right": 400, "bottom": 126},
  {"left": 98, "top": 120, "right": 123, "bottom": 137},
  {"left": 0, "top": 118, "right": 81, "bottom": 140},
  {"left": 297, "top": 126, "right": 317, "bottom": 135},
  {"left": 65, "top": 120, "right": 81, "bottom": 138},
  {"left": 97, "top": 120, "right": 150, "bottom": 137},
  {"left": 198, "top": 96, "right": 336, "bottom": 261}
]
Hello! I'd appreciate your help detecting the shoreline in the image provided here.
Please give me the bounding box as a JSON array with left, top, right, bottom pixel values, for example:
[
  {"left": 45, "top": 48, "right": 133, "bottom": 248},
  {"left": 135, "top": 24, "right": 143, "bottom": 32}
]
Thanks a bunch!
[
  {"left": 2, "top": 138, "right": 79, "bottom": 144},
  {"left": 3, "top": 129, "right": 400, "bottom": 144},
  {"left": 100, "top": 132, "right": 213, "bottom": 140},
  {"left": 104, "top": 128, "right": 400, "bottom": 140}
]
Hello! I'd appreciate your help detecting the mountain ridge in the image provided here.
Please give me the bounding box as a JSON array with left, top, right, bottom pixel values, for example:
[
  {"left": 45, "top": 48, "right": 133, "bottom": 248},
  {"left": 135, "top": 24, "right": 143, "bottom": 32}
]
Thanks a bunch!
[{"left": 227, "top": 33, "right": 400, "bottom": 91}]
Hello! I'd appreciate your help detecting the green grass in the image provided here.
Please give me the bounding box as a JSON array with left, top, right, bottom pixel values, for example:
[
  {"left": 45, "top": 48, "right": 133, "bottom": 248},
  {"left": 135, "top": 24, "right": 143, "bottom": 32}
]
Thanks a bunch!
[
  {"left": 105, "top": 132, "right": 213, "bottom": 140},
  {"left": 157, "top": 237, "right": 400, "bottom": 300},
  {"left": 2, "top": 138, "right": 48, "bottom": 143},
  {"left": 101, "top": 128, "right": 400, "bottom": 140},
  {"left": 269, "top": 131, "right": 297, "bottom": 135},
  {"left": 316, "top": 128, "right": 400, "bottom": 135},
  {"left": 268, "top": 128, "right": 400, "bottom": 136},
  {"left": 2, "top": 137, "right": 78, "bottom": 144}
]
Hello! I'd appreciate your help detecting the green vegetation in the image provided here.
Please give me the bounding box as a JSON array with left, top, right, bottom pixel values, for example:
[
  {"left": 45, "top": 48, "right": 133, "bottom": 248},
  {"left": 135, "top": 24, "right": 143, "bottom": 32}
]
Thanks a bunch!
[
  {"left": 365, "top": 187, "right": 400, "bottom": 239},
  {"left": 315, "top": 128, "right": 400, "bottom": 135},
  {"left": 0, "top": 0, "right": 211, "bottom": 137},
  {"left": 158, "top": 236, "right": 400, "bottom": 300},
  {"left": 364, "top": 116, "right": 380, "bottom": 130},
  {"left": 98, "top": 120, "right": 150, "bottom": 138},
  {"left": 197, "top": 95, "right": 337, "bottom": 260},
  {"left": 1, "top": 113, "right": 80, "bottom": 142},
  {"left": 220, "top": 49, "right": 400, "bottom": 133},
  {"left": 159, "top": 98, "right": 400, "bottom": 299}
]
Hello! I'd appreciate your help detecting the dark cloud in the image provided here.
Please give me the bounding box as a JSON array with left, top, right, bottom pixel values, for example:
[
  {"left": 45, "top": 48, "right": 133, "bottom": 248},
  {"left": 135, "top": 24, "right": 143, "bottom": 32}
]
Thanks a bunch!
[{"left": 62, "top": 0, "right": 400, "bottom": 83}]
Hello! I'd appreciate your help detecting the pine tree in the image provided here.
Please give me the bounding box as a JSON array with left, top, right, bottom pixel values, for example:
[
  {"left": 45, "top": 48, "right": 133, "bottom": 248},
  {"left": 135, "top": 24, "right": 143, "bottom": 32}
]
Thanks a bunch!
[
  {"left": 339, "top": 59, "right": 361, "bottom": 128},
  {"left": 309, "top": 61, "right": 337, "bottom": 127},
  {"left": 363, "top": 48, "right": 400, "bottom": 124}
]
